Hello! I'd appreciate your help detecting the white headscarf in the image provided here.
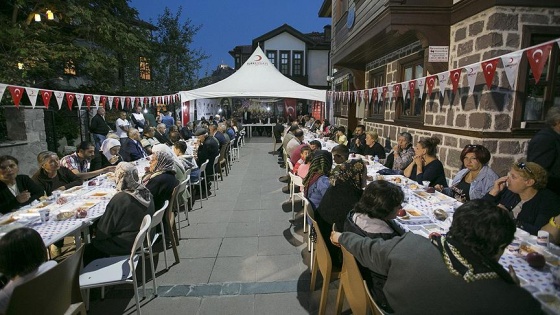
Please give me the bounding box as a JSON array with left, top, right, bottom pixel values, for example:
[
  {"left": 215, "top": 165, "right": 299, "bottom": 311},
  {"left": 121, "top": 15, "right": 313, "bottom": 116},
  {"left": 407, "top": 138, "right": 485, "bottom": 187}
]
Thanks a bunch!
[
  {"left": 100, "top": 138, "right": 121, "bottom": 161},
  {"left": 115, "top": 162, "right": 151, "bottom": 207}
]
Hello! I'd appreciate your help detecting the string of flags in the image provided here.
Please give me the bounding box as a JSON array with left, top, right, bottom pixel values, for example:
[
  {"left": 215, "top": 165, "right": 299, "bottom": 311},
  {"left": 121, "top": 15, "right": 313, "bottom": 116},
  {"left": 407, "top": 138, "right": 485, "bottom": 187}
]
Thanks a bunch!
[
  {"left": 0, "top": 83, "right": 181, "bottom": 111},
  {"left": 328, "top": 37, "right": 560, "bottom": 105}
]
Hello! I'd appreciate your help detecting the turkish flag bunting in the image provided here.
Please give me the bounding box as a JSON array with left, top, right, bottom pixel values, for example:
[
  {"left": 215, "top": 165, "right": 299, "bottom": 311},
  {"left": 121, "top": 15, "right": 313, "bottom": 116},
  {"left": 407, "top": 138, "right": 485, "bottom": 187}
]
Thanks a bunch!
[
  {"left": 40, "top": 90, "right": 52, "bottom": 109},
  {"left": 119, "top": 97, "right": 125, "bottom": 109},
  {"left": 100, "top": 96, "right": 107, "bottom": 108},
  {"left": 93, "top": 95, "right": 100, "bottom": 109},
  {"left": 464, "top": 64, "right": 479, "bottom": 95},
  {"left": 382, "top": 86, "right": 388, "bottom": 100},
  {"left": 400, "top": 82, "right": 408, "bottom": 99},
  {"left": 151, "top": 97, "right": 156, "bottom": 105},
  {"left": 114, "top": 97, "right": 120, "bottom": 109},
  {"left": 157, "top": 96, "right": 162, "bottom": 104},
  {"left": 526, "top": 43, "right": 552, "bottom": 84},
  {"left": 393, "top": 84, "right": 401, "bottom": 99},
  {"left": 126, "top": 97, "right": 131, "bottom": 108},
  {"left": 76, "top": 94, "right": 84, "bottom": 110},
  {"left": 449, "top": 68, "right": 463, "bottom": 93},
  {"left": 426, "top": 75, "right": 437, "bottom": 95},
  {"left": 8, "top": 86, "right": 24, "bottom": 108},
  {"left": 54, "top": 91, "right": 64, "bottom": 110},
  {"left": 108, "top": 97, "right": 114, "bottom": 109},
  {"left": 373, "top": 88, "right": 378, "bottom": 101},
  {"left": 408, "top": 80, "right": 416, "bottom": 102},
  {"left": 65, "top": 93, "right": 75, "bottom": 110},
  {"left": 438, "top": 72, "right": 449, "bottom": 97},
  {"left": 387, "top": 85, "right": 394, "bottom": 102},
  {"left": 416, "top": 77, "right": 426, "bottom": 94},
  {"left": 481, "top": 59, "right": 500, "bottom": 89},
  {"left": 85, "top": 95, "right": 93, "bottom": 110},
  {"left": 500, "top": 51, "right": 523, "bottom": 88},
  {"left": 364, "top": 89, "right": 369, "bottom": 104}
]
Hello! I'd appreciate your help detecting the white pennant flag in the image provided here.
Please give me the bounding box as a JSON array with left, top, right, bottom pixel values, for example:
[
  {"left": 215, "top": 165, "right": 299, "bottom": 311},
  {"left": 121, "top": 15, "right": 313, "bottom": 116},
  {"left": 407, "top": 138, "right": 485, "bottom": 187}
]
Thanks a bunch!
[
  {"left": 500, "top": 51, "right": 523, "bottom": 89},
  {"left": 25, "top": 88, "right": 39, "bottom": 108},
  {"left": 416, "top": 77, "right": 426, "bottom": 94},
  {"left": 438, "top": 71, "right": 449, "bottom": 97},
  {"left": 0, "top": 84, "right": 7, "bottom": 101},
  {"left": 131, "top": 97, "right": 136, "bottom": 108},
  {"left": 140, "top": 97, "right": 144, "bottom": 106},
  {"left": 377, "top": 87, "right": 383, "bottom": 100},
  {"left": 54, "top": 91, "right": 65, "bottom": 109},
  {"left": 93, "top": 95, "right": 101, "bottom": 109},
  {"left": 76, "top": 93, "right": 84, "bottom": 109},
  {"left": 108, "top": 96, "right": 114, "bottom": 109},
  {"left": 464, "top": 64, "right": 479, "bottom": 95},
  {"left": 120, "top": 97, "right": 125, "bottom": 108},
  {"left": 388, "top": 85, "right": 394, "bottom": 102},
  {"left": 401, "top": 82, "right": 409, "bottom": 99}
]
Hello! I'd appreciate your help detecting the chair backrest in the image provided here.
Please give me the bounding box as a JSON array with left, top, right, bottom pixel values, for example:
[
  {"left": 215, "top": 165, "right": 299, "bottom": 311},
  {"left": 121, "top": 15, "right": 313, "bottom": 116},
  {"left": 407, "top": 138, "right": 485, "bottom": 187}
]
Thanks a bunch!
[
  {"left": 287, "top": 159, "right": 295, "bottom": 172},
  {"left": 289, "top": 172, "right": 304, "bottom": 189},
  {"left": 130, "top": 215, "right": 152, "bottom": 260},
  {"left": 6, "top": 246, "right": 85, "bottom": 315},
  {"left": 308, "top": 211, "right": 333, "bottom": 276},
  {"left": 213, "top": 154, "right": 220, "bottom": 166},
  {"left": 199, "top": 159, "right": 209, "bottom": 175},
  {"left": 183, "top": 168, "right": 191, "bottom": 184},
  {"left": 151, "top": 200, "right": 169, "bottom": 229},
  {"left": 363, "top": 280, "right": 387, "bottom": 315},
  {"left": 169, "top": 180, "right": 188, "bottom": 213},
  {"left": 340, "top": 245, "right": 371, "bottom": 315}
]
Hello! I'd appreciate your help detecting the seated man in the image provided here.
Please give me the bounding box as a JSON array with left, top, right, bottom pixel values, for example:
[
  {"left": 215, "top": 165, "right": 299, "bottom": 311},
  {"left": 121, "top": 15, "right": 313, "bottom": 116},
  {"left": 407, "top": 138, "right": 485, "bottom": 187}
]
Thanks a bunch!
[
  {"left": 330, "top": 199, "right": 542, "bottom": 314},
  {"left": 124, "top": 128, "right": 148, "bottom": 162},
  {"left": 195, "top": 128, "right": 220, "bottom": 193},
  {"left": 60, "top": 141, "right": 114, "bottom": 180},
  {"left": 154, "top": 123, "right": 173, "bottom": 146}
]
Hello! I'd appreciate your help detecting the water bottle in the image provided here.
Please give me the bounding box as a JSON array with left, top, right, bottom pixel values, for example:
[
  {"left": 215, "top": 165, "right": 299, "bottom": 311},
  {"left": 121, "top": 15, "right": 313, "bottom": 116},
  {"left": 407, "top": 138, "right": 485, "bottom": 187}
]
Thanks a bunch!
[{"left": 374, "top": 155, "right": 379, "bottom": 164}]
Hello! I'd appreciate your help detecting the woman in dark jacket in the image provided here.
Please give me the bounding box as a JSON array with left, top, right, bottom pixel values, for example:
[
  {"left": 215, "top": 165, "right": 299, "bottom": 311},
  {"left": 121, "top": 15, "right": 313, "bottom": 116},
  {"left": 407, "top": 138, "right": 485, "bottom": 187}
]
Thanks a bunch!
[
  {"left": 83, "top": 162, "right": 154, "bottom": 265},
  {"left": 343, "top": 180, "right": 405, "bottom": 313},
  {"left": 142, "top": 150, "right": 179, "bottom": 211},
  {"left": 0, "top": 155, "right": 44, "bottom": 214},
  {"left": 32, "top": 151, "right": 82, "bottom": 196}
]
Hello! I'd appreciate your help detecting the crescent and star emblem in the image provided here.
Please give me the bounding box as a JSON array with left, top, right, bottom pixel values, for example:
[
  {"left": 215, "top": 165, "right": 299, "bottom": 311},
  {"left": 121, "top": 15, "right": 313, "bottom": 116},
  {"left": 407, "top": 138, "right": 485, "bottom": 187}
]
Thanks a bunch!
[
  {"left": 509, "top": 57, "right": 514, "bottom": 64},
  {"left": 532, "top": 49, "right": 543, "bottom": 63},
  {"left": 485, "top": 63, "right": 494, "bottom": 74}
]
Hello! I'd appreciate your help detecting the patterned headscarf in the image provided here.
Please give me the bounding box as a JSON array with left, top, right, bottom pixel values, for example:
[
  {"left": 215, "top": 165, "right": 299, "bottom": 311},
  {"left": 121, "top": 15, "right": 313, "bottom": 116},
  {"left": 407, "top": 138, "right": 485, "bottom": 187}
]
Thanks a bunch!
[
  {"left": 330, "top": 159, "right": 366, "bottom": 191},
  {"left": 303, "top": 150, "right": 333, "bottom": 197},
  {"left": 152, "top": 143, "right": 185, "bottom": 173},
  {"left": 115, "top": 162, "right": 151, "bottom": 207},
  {"left": 142, "top": 150, "right": 175, "bottom": 185}
]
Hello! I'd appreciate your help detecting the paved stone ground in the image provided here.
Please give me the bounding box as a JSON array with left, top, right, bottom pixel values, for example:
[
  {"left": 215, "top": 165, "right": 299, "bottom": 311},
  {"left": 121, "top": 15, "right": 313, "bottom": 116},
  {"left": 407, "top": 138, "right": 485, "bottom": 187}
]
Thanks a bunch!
[{"left": 85, "top": 137, "right": 348, "bottom": 315}]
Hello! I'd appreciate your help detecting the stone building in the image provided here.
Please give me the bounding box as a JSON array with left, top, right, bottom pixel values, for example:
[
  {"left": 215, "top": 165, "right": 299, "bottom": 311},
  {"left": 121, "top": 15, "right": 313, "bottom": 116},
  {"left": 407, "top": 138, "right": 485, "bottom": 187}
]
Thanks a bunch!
[{"left": 319, "top": 0, "right": 560, "bottom": 179}]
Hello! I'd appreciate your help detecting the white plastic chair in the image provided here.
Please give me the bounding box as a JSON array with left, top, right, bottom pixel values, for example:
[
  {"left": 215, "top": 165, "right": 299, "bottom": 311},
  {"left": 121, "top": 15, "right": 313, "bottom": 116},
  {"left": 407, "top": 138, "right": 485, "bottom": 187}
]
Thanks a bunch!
[
  {"left": 148, "top": 200, "right": 170, "bottom": 271},
  {"left": 211, "top": 155, "right": 220, "bottom": 193},
  {"left": 190, "top": 159, "right": 209, "bottom": 207},
  {"left": 288, "top": 172, "right": 305, "bottom": 220},
  {"left": 80, "top": 215, "right": 153, "bottom": 315}
]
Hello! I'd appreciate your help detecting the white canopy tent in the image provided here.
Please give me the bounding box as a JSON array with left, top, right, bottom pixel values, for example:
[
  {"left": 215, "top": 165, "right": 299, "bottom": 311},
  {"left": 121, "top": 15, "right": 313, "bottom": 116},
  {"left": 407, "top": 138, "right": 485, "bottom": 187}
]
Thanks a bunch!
[{"left": 179, "top": 46, "right": 326, "bottom": 103}]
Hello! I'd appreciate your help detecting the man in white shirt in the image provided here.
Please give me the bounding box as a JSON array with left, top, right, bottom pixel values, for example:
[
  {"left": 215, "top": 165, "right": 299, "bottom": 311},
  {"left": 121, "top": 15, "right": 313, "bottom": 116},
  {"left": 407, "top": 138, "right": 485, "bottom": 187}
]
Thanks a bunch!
[{"left": 115, "top": 110, "right": 131, "bottom": 146}]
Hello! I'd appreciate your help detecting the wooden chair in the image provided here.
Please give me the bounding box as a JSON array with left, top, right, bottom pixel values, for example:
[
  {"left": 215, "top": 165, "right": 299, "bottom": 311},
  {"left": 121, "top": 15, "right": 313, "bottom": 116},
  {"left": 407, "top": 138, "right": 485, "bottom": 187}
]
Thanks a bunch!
[
  {"left": 148, "top": 200, "right": 170, "bottom": 271},
  {"left": 364, "top": 280, "right": 388, "bottom": 315},
  {"left": 6, "top": 246, "right": 86, "bottom": 315},
  {"left": 309, "top": 211, "right": 341, "bottom": 315},
  {"left": 80, "top": 215, "right": 153, "bottom": 315},
  {"left": 335, "top": 245, "right": 376, "bottom": 315}
]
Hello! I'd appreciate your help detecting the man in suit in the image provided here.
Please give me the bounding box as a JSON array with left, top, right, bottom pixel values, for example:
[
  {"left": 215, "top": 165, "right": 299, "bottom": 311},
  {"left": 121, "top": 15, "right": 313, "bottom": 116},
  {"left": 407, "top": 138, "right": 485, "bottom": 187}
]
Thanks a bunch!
[
  {"left": 123, "top": 128, "right": 147, "bottom": 161},
  {"left": 195, "top": 128, "right": 219, "bottom": 194},
  {"left": 89, "top": 108, "right": 112, "bottom": 151},
  {"left": 154, "top": 123, "right": 173, "bottom": 146}
]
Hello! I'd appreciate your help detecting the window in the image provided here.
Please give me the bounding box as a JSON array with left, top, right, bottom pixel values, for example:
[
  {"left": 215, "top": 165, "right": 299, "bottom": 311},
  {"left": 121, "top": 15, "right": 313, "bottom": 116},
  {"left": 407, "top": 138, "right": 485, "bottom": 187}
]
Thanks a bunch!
[
  {"left": 397, "top": 57, "right": 424, "bottom": 120},
  {"left": 267, "top": 50, "right": 277, "bottom": 68},
  {"left": 519, "top": 29, "right": 560, "bottom": 126},
  {"left": 139, "top": 56, "right": 151, "bottom": 80},
  {"left": 280, "top": 51, "right": 290, "bottom": 75},
  {"left": 367, "top": 67, "right": 385, "bottom": 119},
  {"left": 64, "top": 60, "right": 76, "bottom": 75},
  {"left": 293, "top": 51, "right": 303, "bottom": 76}
]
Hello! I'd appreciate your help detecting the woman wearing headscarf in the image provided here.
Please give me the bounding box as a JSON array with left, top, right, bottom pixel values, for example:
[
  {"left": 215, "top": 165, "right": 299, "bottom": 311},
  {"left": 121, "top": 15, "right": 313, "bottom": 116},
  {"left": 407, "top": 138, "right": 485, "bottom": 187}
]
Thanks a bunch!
[
  {"left": 142, "top": 150, "right": 180, "bottom": 211},
  {"left": 315, "top": 158, "right": 367, "bottom": 268},
  {"left": 90, "top": 138, "right": 123, "bottom": 171},
  {"left": 83, "top": 162, "right": 154, "bottom": 265},
  {"left": 32, "top": 151, "right": 82, "bottom": 196},
  {"left": 303, "top": 150, "right": 333, "bottom": 210},
  {"left": 151, "top": 144, "right": 190, "bottom": 205}
]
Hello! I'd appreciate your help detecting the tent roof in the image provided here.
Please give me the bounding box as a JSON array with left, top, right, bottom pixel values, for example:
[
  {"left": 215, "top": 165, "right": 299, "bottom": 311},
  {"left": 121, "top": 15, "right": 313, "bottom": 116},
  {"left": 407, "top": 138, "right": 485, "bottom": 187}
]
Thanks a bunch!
[{"left": 180, "top": 46, "right": 326, "bottom": 102}]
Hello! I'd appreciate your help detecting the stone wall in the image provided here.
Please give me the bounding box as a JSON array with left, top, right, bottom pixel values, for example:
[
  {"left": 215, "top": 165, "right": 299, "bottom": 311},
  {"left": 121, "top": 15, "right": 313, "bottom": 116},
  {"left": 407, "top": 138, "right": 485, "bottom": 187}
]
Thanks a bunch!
[{"left": 0, "top": 107, "right": 48, "bottom": 176}]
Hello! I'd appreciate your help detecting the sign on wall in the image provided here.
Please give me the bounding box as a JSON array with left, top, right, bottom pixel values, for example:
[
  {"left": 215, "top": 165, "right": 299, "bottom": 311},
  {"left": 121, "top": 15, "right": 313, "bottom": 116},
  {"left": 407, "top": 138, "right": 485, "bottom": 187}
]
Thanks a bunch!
[{"left": 428, "top": 46, "right": 449, "bottom": 63}]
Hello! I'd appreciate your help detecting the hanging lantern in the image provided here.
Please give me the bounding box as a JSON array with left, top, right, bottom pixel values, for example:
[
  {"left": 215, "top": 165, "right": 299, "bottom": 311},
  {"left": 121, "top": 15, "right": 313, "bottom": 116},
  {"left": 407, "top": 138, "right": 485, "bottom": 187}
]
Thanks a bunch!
[{"left": 46, "top": 10, "right": 54, "bottom": 20}]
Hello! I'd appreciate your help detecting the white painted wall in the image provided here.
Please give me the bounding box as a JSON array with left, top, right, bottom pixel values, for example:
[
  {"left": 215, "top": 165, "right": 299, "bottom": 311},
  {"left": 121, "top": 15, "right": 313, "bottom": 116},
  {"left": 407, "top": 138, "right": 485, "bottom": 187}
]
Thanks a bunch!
[
  {"left": 308, "top": 50, "right": 329, "bottom": 87},
  {"left": 264, "top": 33, "right": 307, "bottom": 75}
]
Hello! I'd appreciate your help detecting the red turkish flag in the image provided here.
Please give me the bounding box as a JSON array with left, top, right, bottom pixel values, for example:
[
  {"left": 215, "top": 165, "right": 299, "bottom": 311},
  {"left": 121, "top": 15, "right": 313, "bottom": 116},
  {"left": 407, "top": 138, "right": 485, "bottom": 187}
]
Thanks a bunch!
[
  {"left": 8, "top": 86, "right": 24, "bottom": 108},
  {"left": 526, "top": 43, "right": 552, "bottom": 84},
  {"left": 382, "top": 86, "right": 388, "bottom": 100},
  {"left": 125, "top": 97, "right": 131, "bottom": 108},
  {"left": 409, "top": 80, "right": 416, "bottom": 102},
  {"left": 449, "top": 68, "right": 463, "bottom": 92},
  {"left": 85, "top": 95, "right": 93, "bottom": 110},
  {"left": 65, "top": 93, "right": 75, "bottom": 110},
  {"left": 364, "top": 89, "right": 369, "bottom": 104},
  {"left": 372, "top": 88, "right": 378, "bottom": 101},
  {"left": 40, "top": 90, "right": 52, "bottom": 109},
  {"left": 114, "top": 97, "right": 120, "bottom": 109},
  {"left": 481, "top": 59, "right": 500, "bottom": 89},
  {"left": 151, "top": 97, "right": 156, "bottom": 106},
  {"left": 394, "top": 84, "right": 401, "bottom": 98},
  {"left": 157, "top": 96, "right": 162, "bottom": 104},
  {"left": 100, "top": 96, "right": 107, "bottom": 108},
  {"left": 144, "top": 97, "right": 149, "bottom": 106},
  {"left": 426, "top": 75, "right": 437, "bottom": 95}
]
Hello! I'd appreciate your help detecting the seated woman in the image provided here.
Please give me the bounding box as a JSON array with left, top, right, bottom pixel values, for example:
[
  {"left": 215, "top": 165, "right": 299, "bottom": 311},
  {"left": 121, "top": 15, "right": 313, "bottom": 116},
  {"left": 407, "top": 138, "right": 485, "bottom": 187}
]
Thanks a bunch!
[
  {"left": 32, "top": 151, "right": 82, "bottom": 196},
  {"left": 361, "top": 130, "right": 386, "bottom": 159},
  {"left": 152, "top": 144, "right": 189, "bottom": 203},
  {"left": 140, "top": 127, "right": 160, "bottom": 155},
  {"left": 483, "top": 161, "right": 560, "bottom": 235},
  {"left": 335, "top": 126, "right": 348, "bottom": 145},
  {"left": 385, "top": 132, "right": 415, "bottom": 172},
  {"left": 0, "top": 228, "right": 57, "bottom": 313},
  {"left": 142, "top": 150, "right": 180, "bottom": 211},
  {"left": 90, "top": 138, "right": 123, "bottom": 172},
  {"left": 343, "top": 180, "right": 405, "bottom": 313},
  {"left": 172, "top": 141, "right": 200, "bottom": 182},
  {"left": 403, "top": 136, "right": 447, "bottom": 187},
  {"left": 436, "top": 144, "right": 498, "bottom": 202},
  {"left": 83, "top": 162, "right": 154, "bottom": 265},
  {"left": 293, "top": 146, "right": 311, "bottom": 179},
  {"left": 303, "top": 150, "right": 333, "bottom": 210},
  {"left": 315, "top": 158, "right": 367, "bottom": 268},
  {"left": 0, "top": 155, "right": 44, "bottom": 214}
]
